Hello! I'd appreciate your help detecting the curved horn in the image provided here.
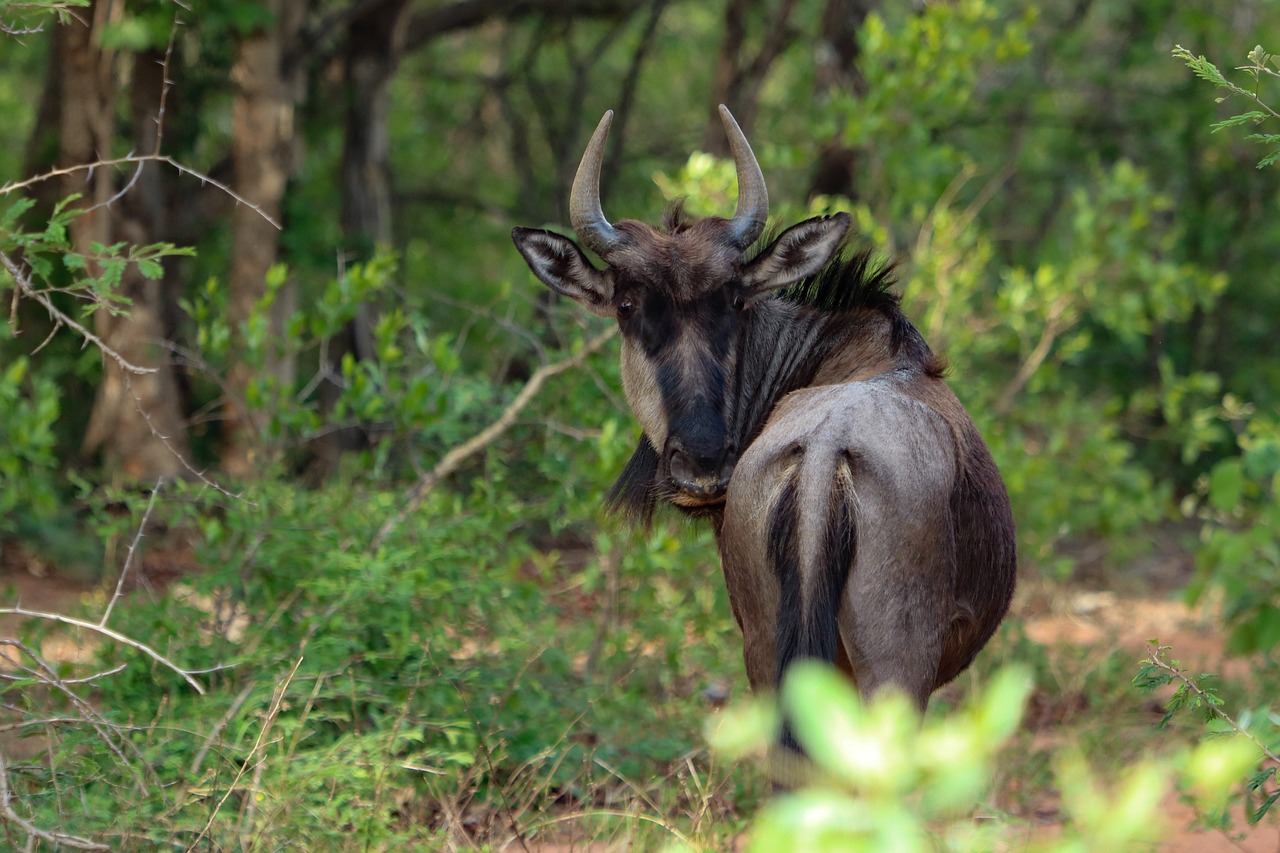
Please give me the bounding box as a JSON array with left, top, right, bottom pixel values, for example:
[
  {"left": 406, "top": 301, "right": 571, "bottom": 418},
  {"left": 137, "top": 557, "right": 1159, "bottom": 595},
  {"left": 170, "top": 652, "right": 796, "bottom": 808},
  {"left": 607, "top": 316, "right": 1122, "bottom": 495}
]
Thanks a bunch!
[
  {"left": 570, "top": 110, "right": 626, "bottom": 259},
  {"left": 719, "top": 104, "right": 769, "bottom": 249}
]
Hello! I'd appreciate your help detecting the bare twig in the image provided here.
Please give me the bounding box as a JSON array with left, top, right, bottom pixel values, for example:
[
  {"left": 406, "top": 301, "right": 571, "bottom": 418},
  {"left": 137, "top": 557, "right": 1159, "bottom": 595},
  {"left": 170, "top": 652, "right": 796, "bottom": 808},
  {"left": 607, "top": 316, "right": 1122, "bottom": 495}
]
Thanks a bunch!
[
  {"left": 122, "top": 374, "right": 250, "bottom": 503},
  {"left": 191, "top": 655, "right": 304, "bottom": 849},
  {"left": 371, "top": 326, "right": 617, "bottom": 547},
  {"left": 153, "top": 13, "right": 181, "bottom": 155},
  {"left": 0, "top": 607, "right": 206, "bottom": 693},
  {"left": 0, "top": 664, "right": 126, "bottom": 686},
  {"left": 1, "top": 153, "right": 282, "bottom": 230},
  {"left": 190, "top": 683, "right": 256, "bottom": 776},
  {"left": 100, "top": 479, "right": 163, "bottom": 627}
]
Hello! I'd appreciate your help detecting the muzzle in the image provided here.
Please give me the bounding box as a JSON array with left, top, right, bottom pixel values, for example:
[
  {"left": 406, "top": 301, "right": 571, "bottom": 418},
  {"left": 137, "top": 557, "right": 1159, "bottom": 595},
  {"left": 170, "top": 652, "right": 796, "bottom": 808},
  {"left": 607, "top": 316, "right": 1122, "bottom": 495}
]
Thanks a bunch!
[{"left": 664, "top": 437, "right": 737, "bottom": 505}]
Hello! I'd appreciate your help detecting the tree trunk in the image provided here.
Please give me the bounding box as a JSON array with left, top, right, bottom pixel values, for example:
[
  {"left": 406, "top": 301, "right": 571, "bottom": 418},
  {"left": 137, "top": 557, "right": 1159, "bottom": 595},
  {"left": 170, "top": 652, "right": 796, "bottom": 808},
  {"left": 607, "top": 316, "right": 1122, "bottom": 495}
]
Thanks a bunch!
[
  {"left": 807, "top": 0, "right": 876, "bottom": 201},
  {"left": 309, "top": 0, "right": 411, "bottom": 477},
  {"left": 62, "top": 3, "right": 188, "bottom": 481},
  {"left": 222, "top": 0, "right": 307, "bottom": 478},
  {"left": 84, "top": 48, "right": 193, "bottom": 481},
  {"left": 702, "top": 0, "right": 799, "bottom": 156}
]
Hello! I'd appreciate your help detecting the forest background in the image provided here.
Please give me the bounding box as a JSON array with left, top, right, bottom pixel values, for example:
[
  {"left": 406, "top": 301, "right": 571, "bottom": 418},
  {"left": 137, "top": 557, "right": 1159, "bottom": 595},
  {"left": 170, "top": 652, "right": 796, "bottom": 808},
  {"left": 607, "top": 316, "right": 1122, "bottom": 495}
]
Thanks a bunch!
[{"left": 2, "top": 0, "right": 1280, "bottom": 849}]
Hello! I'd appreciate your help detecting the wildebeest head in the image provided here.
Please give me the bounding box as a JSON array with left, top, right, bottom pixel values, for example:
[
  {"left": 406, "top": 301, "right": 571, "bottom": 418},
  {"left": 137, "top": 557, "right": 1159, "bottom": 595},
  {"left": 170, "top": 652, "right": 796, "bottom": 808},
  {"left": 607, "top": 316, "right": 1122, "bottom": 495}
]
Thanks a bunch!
[{"left": 513, "top": 106, "right": 849, "bottom": 508}]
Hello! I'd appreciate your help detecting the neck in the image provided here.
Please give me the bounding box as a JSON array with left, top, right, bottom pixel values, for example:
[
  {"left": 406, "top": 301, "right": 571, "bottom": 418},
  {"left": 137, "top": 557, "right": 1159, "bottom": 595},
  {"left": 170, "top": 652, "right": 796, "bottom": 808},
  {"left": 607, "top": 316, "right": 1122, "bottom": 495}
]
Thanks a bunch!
[{"left": 728, "top": 298, "right": 901, "bottom": 453}]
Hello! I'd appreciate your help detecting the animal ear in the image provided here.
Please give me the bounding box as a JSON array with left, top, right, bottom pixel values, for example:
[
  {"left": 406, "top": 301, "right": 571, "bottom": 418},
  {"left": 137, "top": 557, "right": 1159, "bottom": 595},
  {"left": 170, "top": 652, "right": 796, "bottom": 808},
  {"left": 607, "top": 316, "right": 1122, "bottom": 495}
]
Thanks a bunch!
[
  {"left": 741, "top": 213, "right": 851, "bottom": 293},
  {"left": 512, "top": 227, "right": 615, "bottom": 317}
]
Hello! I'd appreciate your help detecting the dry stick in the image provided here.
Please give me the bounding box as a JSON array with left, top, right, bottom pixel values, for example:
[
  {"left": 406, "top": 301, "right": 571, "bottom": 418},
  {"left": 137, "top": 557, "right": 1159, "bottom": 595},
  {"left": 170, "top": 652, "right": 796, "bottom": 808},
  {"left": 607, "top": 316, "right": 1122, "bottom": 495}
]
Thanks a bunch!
[
  {"left": 100, "top": 479, "right": 163, "bottom": 627},
  {"left": 0, "top": 752, "right": 111, "bottom": 852},
  {"left": 191, "top": 655, "right": 304, "bottom": 850},
  {"left": 372, "top": 326, "right": 618, "bottom": 548},
  {"left": 1, "top": 154, "right": 281, "bottom": 231},
  {"left": 0, "top": 606, "right": 206, "bottom": 694}
]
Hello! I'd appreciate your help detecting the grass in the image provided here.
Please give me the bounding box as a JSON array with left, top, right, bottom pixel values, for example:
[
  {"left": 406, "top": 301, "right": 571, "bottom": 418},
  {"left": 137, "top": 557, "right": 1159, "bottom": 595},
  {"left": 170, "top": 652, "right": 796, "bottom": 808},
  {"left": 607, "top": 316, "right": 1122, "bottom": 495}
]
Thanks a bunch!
[{"left": 3, "top": 483, "right": 1278, "bottom": 850}]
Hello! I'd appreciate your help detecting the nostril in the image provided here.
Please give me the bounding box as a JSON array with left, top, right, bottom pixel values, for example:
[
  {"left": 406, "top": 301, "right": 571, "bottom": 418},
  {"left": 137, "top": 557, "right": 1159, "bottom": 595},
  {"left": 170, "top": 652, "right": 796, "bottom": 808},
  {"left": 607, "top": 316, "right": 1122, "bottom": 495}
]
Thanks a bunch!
[{"left": 668, "top": 448, "right": 697, "bottom": 485}]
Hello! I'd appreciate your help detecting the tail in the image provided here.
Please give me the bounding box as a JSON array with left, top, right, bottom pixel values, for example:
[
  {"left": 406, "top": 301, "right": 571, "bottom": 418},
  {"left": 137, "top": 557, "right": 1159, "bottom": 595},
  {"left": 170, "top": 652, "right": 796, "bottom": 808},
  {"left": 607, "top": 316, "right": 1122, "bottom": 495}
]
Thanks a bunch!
[{"left": 767, "top": 451, "right": 857, "bottom": 752}]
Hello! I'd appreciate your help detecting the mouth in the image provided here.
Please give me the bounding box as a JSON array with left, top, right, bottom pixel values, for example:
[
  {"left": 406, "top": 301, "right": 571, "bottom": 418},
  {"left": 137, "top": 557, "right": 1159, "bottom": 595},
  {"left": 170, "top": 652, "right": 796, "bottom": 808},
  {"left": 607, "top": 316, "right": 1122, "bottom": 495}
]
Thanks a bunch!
[{"left": 668, "top": 478, "right": 729, "bottom": 507}]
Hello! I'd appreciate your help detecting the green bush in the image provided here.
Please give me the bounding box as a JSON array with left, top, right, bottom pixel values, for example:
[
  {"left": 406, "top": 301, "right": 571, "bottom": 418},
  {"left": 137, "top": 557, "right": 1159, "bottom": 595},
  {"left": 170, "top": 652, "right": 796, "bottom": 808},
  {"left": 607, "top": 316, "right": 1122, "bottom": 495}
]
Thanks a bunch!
[
  {"left": 705, "top": 663, "right": 1262, "bottom": 853},
  {"left": 0, "top": 352, "right": 59, "bottom": 535}
]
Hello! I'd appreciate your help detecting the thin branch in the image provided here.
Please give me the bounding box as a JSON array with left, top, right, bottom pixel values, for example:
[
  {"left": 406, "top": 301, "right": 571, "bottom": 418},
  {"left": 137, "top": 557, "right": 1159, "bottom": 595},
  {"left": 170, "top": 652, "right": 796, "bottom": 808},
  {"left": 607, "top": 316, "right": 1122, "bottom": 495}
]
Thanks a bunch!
[
  {"left": 153, "top": 13, "right": 181, "bottom": 155},
  {"left": 1144, "top": 643, "right": 1280, "bottom": 764},
  {"left": 1, "top": 153, "right": 282, "bottom": 230},
  {"left": 191, "top": 683, "right": 256, "bottom": 775},
  {"left": 190, "top": 655, "right": 304, "bottom": 849},
  {"left": 0, "top": 716, "right": 96, "bottom": 733},
  {"left": 371, "top": 326, "right": 617, "bottom": 548},
  {"left": 0, "top": 640, "right": 152, "bottom": 794},
  {"left": 122, "top": 372, "right": 250, "bottom": 503},
  {"left": 995, "top": 293, "right": 1074, "bottom": 415},
  {"left": 0, "top": 606, "right": 206, "bottom": 694},
  {"left": 1, "top": 250, "right": 158, "bottom": 375},
  {"left": 0, "top": 664, "right": 127, "bottom": 686},
  {"left": 100, "top": 479, "right": 163, "bottom": 627}
]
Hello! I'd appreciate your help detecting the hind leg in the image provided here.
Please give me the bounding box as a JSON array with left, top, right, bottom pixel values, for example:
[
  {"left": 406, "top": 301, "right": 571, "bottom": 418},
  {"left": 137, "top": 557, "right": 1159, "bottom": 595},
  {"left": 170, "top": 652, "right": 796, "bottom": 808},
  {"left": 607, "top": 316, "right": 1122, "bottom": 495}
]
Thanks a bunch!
[
  {"left": 716, "top": 528, "right": 782, "bottom": 693},
  {"left": 837, "top": 484, "right": 956, "bottom": 713}
]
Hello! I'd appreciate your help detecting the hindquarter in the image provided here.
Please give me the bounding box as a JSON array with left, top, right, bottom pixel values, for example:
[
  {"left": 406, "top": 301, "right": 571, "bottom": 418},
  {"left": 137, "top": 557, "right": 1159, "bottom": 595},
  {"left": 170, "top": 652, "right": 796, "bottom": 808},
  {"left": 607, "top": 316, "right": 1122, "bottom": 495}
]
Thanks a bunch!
[{"left": 718, "top": 378, "right": 962, "bottom": 692}]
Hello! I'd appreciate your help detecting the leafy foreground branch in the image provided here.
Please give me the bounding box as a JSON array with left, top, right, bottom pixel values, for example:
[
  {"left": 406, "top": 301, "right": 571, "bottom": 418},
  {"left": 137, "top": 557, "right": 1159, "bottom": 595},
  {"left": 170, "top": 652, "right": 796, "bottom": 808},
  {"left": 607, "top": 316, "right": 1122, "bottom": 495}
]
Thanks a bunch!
[
  {"left": 702, "top": 663, "right": 1266, "bottom": 853},
  {"left": 1174, "top": 43, "right": 1280, "bottom": 167},
  {"left": 1136, "top": 642, "right": 1280, "bottom": 827}
]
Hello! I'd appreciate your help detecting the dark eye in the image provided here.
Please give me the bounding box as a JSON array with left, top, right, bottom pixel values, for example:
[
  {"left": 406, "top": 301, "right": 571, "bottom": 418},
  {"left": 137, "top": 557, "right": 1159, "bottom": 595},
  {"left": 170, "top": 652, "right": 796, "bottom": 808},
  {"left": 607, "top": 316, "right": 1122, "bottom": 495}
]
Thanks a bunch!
[
  {"left": 731, "top": 292, "right": 747, "bottom": 312},
  {"left": 617, "top": 299, "right": 634, "bottom": 318}
]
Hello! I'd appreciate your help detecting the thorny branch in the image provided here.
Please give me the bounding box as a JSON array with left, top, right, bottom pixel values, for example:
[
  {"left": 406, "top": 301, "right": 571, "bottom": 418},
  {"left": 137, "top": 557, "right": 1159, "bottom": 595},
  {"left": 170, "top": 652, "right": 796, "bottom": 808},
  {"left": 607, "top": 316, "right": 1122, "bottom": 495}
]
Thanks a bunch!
[
  {"left": 0, "top": 249, "right": 158, "bottom": 375},
  {"left": 2, "top": 153, "right": 282, "bottom": 230},
  {"left": 0, "top": 606, "right": 210, "bottom": 693},
  {"left": 100, "top": 479, "right": 162, "bottom": 626}
]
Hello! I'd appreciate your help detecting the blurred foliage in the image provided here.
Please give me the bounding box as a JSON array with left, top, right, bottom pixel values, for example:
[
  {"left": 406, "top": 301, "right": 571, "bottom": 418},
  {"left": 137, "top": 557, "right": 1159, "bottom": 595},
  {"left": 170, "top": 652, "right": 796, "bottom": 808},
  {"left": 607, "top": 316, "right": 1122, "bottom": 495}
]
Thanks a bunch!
[{"left": 705, "top": 663, "right": 1263, "bottom": 853}]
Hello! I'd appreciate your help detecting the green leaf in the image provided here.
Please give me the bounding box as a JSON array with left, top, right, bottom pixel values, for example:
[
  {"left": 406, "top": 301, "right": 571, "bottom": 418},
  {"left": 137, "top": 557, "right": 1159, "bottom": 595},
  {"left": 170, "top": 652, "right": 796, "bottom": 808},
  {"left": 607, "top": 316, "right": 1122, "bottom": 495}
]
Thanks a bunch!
[
  {"left": 1172, "top": 46, "right": 1228, "bottom": 88},
  {"left": 135, "top": 257, "right": 164, "bottom": 280},
  {"left": 1208, "top": 459, "right": 1244, "bottom": 513},
  {"left": 1210, "top": 111, "right": 1268, "bottom": 131},
  {"left": 1256, "top": 149, "right": 1280, "bottom": 169}
]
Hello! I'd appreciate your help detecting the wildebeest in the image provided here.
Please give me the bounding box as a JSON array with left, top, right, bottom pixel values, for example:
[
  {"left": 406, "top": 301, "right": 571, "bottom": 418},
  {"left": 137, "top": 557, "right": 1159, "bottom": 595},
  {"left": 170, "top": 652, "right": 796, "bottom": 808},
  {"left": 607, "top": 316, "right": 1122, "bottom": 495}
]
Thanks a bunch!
[{"left": 512, "top": 106, "right": 1016, "bottom": 731}]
